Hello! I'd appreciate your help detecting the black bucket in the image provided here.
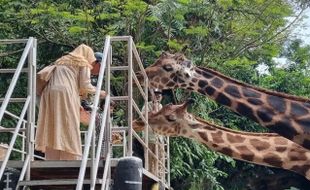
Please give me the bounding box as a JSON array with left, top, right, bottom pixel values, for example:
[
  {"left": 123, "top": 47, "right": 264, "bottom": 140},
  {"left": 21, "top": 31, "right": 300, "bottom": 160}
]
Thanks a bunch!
[{"left": 113, "top": 156, "right": 143, "bottom": 190}]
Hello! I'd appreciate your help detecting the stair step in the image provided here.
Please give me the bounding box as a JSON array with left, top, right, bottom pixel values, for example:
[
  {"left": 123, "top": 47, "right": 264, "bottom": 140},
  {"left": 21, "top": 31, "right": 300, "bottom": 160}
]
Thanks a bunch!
[{"left": 18, "top": 179, "right": 103, "bottom": 186}]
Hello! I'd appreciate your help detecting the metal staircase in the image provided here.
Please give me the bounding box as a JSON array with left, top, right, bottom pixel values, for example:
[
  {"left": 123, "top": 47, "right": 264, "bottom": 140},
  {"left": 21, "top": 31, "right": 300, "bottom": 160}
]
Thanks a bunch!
[{"left": 0, "top": 36, "right": 171, "bottom": 190}]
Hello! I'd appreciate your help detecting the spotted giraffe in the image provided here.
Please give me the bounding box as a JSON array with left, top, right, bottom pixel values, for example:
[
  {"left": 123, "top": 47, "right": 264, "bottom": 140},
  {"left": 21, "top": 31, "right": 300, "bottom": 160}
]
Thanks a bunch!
[
  {"left": 133, "top": 100, "right": 310, "bottom": 180},
  {"left": 140, "top": 52, "right": 310, "bottom": 150}
]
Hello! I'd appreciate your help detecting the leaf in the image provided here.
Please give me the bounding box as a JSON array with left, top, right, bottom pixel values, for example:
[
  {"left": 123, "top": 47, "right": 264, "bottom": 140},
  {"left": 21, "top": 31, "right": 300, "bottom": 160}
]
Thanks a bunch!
[{"left": 68, "top": 26, "right": 87, "bottom": 34}]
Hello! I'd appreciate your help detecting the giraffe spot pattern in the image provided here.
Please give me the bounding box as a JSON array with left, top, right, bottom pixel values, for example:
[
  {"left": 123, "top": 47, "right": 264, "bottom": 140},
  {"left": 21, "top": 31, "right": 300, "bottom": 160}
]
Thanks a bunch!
[
  {"left": 205, "top": 86, "right": 216, "bottom": 96},
  {"left": 257, "top": 107, "right": 275, "bottom": 122},
  {"left": 178, "top": 78, "right": 185, "bottom": 83},
  {"left": 242, "top": 88, "right": 261, "bottom": 98},
  {"left": 190, "top": 124, "right": 201, "bottom": 129},
  {"left": 226, "top": 134, "right": 246, "bottom": 143},
  {"left": 295, "top": 118, "right": 310, "bottom": 133},
  {"left": 192, "top": 78, "right": 198, "bottom": 83},
  {"left": 236, "top": 103, "right": 258, "bottom": 122},
  {"left": 161, "top": 77, "right": 169, "bottom": 84},
  {"left": 198, "top": 89, "right": 205, "bottom": 95},
  {"left": 302, "top": 139, "right": 310, "bottom": 150},
  {"left": 267, "top": 95, "right": 286, "bottom": 113},
  {"left": 216, "top": 93, "right": 232, "bottom": 107},
  {"left": 172, "top": 75, "right": 178, "bottom": 83},
  {"left": 154, "top": 77, "right": 160, "bottom": 83},
  {"left": 262, "top": 154, "right": 283, "bottom": 167},
  {"left": 166, "top": 81, "right": 175, "bottom": 87},
  {"left": 198, "top": 80, "right": 208, "bottom": 89},
  {"left": 224, "top": 85, "right": 241, "bottom": 98},
  {"left": 289, "top": 149, "right": 307, "bottom": 161},
  {"left": 275, "top": 147, "right": 287, "bottom": 152},
  {"left": 249, "top": 139, "right": 270, "bottom": 151},
  {"left": 291, "top": 165, "right": 310, "bottom": 176},
  {"left": 247, "top": 98, "right": 263, "bottom": 105},
  {"left": 181, "top": 129, "right": 188, "bottom": 134},
  {"left": 220, "top": 147, "right": 233, "bottom": 156},
  {"left": 203, "top": 126, "right": 216, "bottom": 131},
  {"left": 198, "top": 132, "right": 209, "bottom": 142},
  {"left": 268, "top": 117, "right": 297, "bottom": 140},
  {"left": 170, "top": 73, "right": 176, "bottom": 78},
  {"left": 187, "top": 87, "right": 194, "bottom": 91},
  {"left": 290, "top": 102, "right": 309, "bottom": 117},
  {"left": 237, "top": 146, "right": 255, "bottom": 161},
  {"left": 211, "top": 78, "right": 224, "bottom": 89},
  {"left": 196, "top": 69, "right": 213, "bottom": 79},
  {"left": 274, "top": 137, "right": 289, "bottom": 145},
  {"left": 212, "top": 131, "right": 225, "bottom": 144}
]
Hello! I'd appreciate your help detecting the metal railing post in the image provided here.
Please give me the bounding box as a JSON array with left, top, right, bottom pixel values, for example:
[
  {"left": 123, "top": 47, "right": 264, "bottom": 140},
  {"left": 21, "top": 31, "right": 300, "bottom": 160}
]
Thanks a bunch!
[
  {"left": 127, "top": 37, "right": 133, "bottom": 156},
  {"left": 76, "top": 36, "right": 111, "bottom": 190}
]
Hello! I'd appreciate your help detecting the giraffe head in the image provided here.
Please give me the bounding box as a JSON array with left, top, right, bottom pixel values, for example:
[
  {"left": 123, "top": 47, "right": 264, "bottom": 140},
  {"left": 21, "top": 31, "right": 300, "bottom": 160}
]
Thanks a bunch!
[
  {"left": 146, "top": 99, "right": 198, "bottom": 137},
  {"left": 143, "top": 52, "right": 194, "bottom": 90}
]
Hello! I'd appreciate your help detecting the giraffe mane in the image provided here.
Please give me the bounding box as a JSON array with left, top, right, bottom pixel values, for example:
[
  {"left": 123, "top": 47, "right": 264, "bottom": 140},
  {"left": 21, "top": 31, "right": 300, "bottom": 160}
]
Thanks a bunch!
[
  {"left": 197, "top": 66, "right": 310, "bottom": 103},
  {"left": 193, "top": 116, "right": 282, "bottom": 137}
]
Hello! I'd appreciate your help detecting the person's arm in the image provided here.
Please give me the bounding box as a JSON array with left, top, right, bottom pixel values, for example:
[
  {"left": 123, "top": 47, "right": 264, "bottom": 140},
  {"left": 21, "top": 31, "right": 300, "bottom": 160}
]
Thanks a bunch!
[{"left": 79, "top": 67, "right": 106, "bottom": 98}]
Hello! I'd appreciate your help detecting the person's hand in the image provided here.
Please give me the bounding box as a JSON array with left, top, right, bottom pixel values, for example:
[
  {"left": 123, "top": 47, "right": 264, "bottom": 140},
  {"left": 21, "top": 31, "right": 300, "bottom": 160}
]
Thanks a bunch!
[
  {"left": 100, "top": 91, "right": 107, "bottom": 98},
  {"left": 80, "top": 106, "right": 90, "bottom": 126}
]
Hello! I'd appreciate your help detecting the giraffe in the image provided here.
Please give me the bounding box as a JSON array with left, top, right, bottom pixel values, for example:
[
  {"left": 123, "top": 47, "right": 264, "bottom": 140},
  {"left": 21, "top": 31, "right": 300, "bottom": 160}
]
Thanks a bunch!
[
  {"left": 141, "top": 52, "right": 310, "bottom": 150},
  {"left": 133, "top": 99, "right": 310, "bottom": 180}
]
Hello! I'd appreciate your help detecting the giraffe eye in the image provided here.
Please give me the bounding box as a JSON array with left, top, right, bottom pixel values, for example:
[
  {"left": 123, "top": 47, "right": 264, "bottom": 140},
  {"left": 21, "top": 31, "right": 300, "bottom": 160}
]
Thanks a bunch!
[
  {"left": 166, "top": 115, "right": 176, "bottom": 122},
  {"left": 163, "top": 64, "right": 173, "bottom": 72}
]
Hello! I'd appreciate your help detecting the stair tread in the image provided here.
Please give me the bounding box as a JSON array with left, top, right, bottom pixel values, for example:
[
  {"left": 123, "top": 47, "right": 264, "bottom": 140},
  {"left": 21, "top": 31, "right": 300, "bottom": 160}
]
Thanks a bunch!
[{"left": 18, "top": 179, "right": 103, "bottom": 186}]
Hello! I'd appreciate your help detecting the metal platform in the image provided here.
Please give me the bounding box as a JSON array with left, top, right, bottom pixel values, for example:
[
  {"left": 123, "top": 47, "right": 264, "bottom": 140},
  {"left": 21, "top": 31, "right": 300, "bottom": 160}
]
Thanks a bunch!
[{"left": 1, "top": 160, "right": 164, "bottom": 189}]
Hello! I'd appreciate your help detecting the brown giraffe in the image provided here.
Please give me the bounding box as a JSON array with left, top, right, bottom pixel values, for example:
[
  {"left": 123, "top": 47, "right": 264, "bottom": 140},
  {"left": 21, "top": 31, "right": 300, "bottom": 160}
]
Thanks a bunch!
[
  {"left": 133, "top": 100, "right": 310, "bottom": 180},
  {"left": 141, "top": 52, "right": 310, "bottom": 150}
]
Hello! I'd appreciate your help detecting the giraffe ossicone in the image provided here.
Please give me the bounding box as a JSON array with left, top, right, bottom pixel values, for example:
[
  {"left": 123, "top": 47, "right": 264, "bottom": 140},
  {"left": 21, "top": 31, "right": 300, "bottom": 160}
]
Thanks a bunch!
[
  {"left": 142, "top": 52, "right": 310, "bottom": 150},
  {"left": 136, "top": 99, "right": 310, "bottom": 180}
]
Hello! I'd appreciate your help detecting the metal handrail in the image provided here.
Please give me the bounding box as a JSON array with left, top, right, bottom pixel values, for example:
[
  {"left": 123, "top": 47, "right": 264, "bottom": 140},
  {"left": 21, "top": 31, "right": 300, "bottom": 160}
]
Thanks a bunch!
[
  {"left": 76, "top": 36, "right": 111, "bottom": 190},
  {"left": 0, "top": 37, "right": 36, "bottom": 182},
  {"left": 91, "top": 94, "right": 110, "bottom": 189}
]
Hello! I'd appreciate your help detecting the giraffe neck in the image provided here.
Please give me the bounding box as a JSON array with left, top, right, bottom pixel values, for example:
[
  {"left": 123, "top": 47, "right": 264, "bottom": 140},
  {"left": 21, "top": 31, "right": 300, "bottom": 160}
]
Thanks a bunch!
[
  {"left": 175, "top": 116, "right": 310, "bottom": 180},
  {"left": 177, "top": 66, "right": 310, "bottom": 149}
]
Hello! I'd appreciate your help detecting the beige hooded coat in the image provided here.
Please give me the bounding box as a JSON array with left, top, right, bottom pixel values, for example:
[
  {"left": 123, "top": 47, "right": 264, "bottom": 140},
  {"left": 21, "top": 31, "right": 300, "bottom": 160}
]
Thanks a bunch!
[{"left": 35, "top": 44, "right": 96, "bottom": 157}]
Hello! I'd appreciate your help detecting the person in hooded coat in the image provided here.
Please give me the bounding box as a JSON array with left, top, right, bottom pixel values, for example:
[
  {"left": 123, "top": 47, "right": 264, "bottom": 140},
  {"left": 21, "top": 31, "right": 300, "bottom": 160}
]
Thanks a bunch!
[{"left": 35, "top": 44, "right": 105, "bottom": 160}]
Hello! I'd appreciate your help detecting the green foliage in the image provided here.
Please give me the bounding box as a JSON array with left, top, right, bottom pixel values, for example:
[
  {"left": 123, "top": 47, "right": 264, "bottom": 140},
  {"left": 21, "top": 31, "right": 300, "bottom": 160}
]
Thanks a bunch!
[{"left": 170, "top": 137, "right": 228, "bottom": 190}]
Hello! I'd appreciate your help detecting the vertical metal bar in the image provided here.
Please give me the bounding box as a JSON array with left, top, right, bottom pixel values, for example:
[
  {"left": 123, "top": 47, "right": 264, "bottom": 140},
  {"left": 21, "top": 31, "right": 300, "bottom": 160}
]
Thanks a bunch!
[
  {"left": 91, "top": 95, "right": 110, "bottom": 190},
  {"left": 29, "top": 37, "right": 36, "bottom": 167},
  {"left": 0, "top": 37, "right": 33, "bottom": 122},
  {"left": 145, "top": 70, "right": 149, "bottom": 171},
  {"left": 26, "top": 37, "right": 36, "bottom": 181},
  {"left": 76, "top": 36, "right": 111, "bottom": 190},
  {"left": 17, "top": 154, "right": 30, "bottom": 184},
  {"left": 167, "top": 137, "right": 170, "bottom": 187},
  {"left": 127, "top": 37, "right": 133, "bottom": 156},
  {"left": 21, "top": 122, "right": 25, "bottom": 161},
  {"left": 107, "top": 46, "right": 112, "bottom": 186}
]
